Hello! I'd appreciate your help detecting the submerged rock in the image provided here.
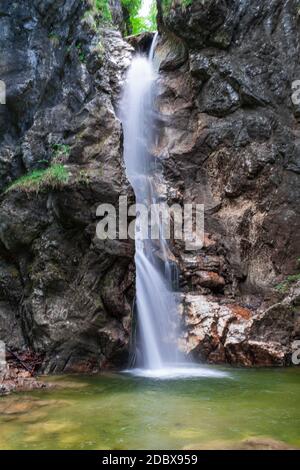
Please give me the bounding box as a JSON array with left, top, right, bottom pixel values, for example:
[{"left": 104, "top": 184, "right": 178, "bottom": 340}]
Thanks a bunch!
[
  {"left": 0, "top": 366, "right": 47, "bottom": 396},
  {"left": 184, "top": 437, "right": 298, "bottom": 450}
]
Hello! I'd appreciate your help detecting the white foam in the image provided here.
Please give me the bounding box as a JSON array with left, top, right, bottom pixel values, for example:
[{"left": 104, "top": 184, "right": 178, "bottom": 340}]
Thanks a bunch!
[{"left": 124, "top": 365, "right": 229, "bottom": 380}]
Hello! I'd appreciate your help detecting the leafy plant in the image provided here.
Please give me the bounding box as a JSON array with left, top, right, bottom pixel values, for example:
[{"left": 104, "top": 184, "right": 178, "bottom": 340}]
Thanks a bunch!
[
  {"left": 130, "top": 16, "right": 149, "bottom": 34},
  {"left": 121, "top": 0, "right": 142, "bottom": 20},
  {"left": 123, "top": 0, "right": 157, "bottom": 35},
  {"left": 148, "top": 0, "right": 158, "bottom": 28},
  {"left": 94, "top": 0, "right": 112, "bottom": 22},
  {"left": 6, "top": 165, "right": 70, "bottom": 194}
]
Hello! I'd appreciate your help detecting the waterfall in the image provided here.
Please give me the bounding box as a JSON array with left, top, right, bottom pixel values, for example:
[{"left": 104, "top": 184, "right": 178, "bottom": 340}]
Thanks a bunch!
[{"left": 120, "top": 35, "right": 225, "bottom": 379}]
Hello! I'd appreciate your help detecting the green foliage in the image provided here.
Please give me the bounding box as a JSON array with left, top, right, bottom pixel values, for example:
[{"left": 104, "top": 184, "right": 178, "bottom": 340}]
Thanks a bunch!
[
  {"left": 121, "top": 0, "right": 142, "bottom": 19},
  {"left": 6, "top": 165, "right": 70, "bottom": 194},
  {"left": 161, "top": 0, "right": 172, "bottom": 12},
  {"left": 148, "top": 0, "right": 158, "bottom": 28},
  {"left": 94, "top": 0, "right": 112, "bottom": 21},
  {"left": 275, "top": 273, "right": 300, "bottom": 293},
  {"left": 130, "top": 16, "right": 150, "bottom": 34},
  {"left": 84, "top": 0, "right": 112, "bottom": 25},
  {"left": 122, "top": 0, "right": 157, "bottom": 35},
  {"left": 121, "top": 0, "right": 142, "bottom": 34}
]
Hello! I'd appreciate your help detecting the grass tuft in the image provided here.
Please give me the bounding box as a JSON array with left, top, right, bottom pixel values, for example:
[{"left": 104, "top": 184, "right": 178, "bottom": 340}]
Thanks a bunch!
[{"left": 5, "top": 164, "right": 69, "bottom": 194}]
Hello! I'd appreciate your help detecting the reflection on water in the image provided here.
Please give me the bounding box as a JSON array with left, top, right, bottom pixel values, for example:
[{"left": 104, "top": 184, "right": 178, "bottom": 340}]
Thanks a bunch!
[{"left": 0, "top": 367, "right": 299, "bottom": 450}]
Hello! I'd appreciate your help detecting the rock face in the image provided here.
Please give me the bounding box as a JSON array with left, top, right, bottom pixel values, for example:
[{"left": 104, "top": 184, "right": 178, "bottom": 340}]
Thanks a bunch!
[
  {"left": 154, "top": 0, "right": 300, "bottom": 365},
  {"left": 179, "top": 282, "right": 300, "bottom": 366},
  {"left": 0, "top": 0, "right": 300, "bottom": 372},
  {"left": 0, "top": 0, "right": 135, "bottom": 372}
]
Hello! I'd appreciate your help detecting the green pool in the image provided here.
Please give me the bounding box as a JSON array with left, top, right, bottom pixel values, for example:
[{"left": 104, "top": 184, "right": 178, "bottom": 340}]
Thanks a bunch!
[{"left": 0, "top": 367, "right": 299, "bottom": 450}]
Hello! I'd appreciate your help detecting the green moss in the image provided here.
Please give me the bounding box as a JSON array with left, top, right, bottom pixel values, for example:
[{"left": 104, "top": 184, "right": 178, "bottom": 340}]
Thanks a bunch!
[
  {"left": 52, "top": 143, "right": 71, "bottom": 163},
  {"left": 85, "top": 0, "right": 112, "bottom": 23},
  {"left": 5, "top": 165, "right": 70, "bottom": 194},
  {"left": 81, "top": 10, "right": 98, "bottom": 31},
  {"left": 161, "top": 0, "right": 173, "bottom": 13},
  {"left": 76, "top": 42, "right": 86, "bottom": 63},
  {"left": 287, "top": 273, "right": 300, "bottom": 282},
  {"left": 275, "top": 273, "right": 300, "bottom": 293},
  {"left": 83, "top": 0, "right": 113, "bottom": 30},
  {"left": 95, "top": 0, "right": 112, "bottom": 21}
]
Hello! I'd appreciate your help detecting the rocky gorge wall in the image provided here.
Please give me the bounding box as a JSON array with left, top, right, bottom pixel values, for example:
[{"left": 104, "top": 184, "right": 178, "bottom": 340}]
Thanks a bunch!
[
  {"left": 0, "top": 0, "right": 135, "bottom": 373},
  {"left": 0, "top": 0, "right": 299, "bottom": 373},
  {"left": 154, "top": 0, "right": 300, "bottom": 365}
]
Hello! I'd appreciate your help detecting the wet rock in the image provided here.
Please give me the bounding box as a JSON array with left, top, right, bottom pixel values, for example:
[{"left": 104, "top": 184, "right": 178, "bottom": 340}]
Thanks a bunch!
[
  {"left": 198, "top": 76, "right": 240, "bottom": 117},
  {"left": 184, "top": 437, "right": 298, "bottom": 450},
  {"left": 156, "top": 36, "right": 188, "bottom": 71},
  {"left": 126, "top": 32, "right": 154, "bottom": 53},
  {"left": 158, "top": 0, "right": 233, "bottom": 49},
  {"left": 0, "top": 366, "right": 47, "bottom": 396},
  {"left": 240, "top": 437, "right": 298, "bottom": 451}
]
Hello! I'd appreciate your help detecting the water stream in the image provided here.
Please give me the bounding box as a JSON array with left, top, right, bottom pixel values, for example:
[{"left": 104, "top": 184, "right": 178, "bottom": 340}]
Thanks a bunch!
[
  {"left": 120, "top": 35, "right": 181, "bottom": 373},
  {"left": 120, "top": 36, "right": 222, "bottom": 378}
]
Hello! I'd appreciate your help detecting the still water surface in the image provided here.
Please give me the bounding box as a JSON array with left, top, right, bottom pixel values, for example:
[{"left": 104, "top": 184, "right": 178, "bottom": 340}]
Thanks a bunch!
[{"left": 0, "top": 367, "right": 299, "bottom": 450}]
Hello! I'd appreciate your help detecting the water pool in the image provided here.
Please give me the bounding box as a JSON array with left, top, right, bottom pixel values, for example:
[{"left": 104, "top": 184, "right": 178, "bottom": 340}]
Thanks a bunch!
[{"left": 0, "top": 367, "right": 299, "bottom": 450}]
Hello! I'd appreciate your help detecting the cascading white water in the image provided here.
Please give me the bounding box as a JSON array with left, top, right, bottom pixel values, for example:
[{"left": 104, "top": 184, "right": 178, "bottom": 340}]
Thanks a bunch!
[{"left": 120, "top": 35, "right": 228, "bottom": 379}]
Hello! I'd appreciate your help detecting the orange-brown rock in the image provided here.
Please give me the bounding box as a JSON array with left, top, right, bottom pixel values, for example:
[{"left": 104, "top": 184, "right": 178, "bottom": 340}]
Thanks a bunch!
[
  {"left": 195, "top": 271, "right": 225, "bottom": 290},
  {"left": 228, "top": 305, "right": 252, "bottom": 320}
]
